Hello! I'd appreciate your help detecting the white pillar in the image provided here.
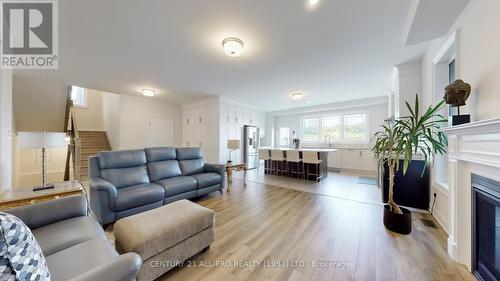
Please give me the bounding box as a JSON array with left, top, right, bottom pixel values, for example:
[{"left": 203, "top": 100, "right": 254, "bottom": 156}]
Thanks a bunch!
[
  {"left": 395, "top": 62, "right": 422, "bottom": 118},
  {"left": 0, "top": 70, "right": 13, "bottom": 191}
]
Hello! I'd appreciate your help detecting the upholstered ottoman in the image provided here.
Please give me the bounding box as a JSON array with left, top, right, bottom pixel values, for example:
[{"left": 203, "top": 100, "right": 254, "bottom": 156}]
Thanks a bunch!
[{"left": 114, "top": 200, "right": 215, "bottom": 281}]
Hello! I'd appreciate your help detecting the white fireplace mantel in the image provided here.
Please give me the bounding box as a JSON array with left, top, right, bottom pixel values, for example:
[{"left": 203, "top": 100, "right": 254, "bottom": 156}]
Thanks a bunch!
[{"left": 440, "top": 117, "right": 500, "bottom": 271}]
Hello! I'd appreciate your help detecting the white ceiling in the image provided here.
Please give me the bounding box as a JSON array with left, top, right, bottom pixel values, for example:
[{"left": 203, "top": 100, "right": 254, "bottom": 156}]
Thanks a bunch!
[
  {"left": 404, "top": 0, "right": 469, "bottom": 46},
  {"left": 16, "top": 0, "right": 430, "bottom": 111}
]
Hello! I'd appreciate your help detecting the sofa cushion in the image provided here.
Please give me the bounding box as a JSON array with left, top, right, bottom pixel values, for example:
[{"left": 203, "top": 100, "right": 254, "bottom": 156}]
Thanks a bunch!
[
  {"left": 176, "top": 147, "right": 203, "bottom": 160},
  {"left": 192, "top": 173, "right": 222, "bottom": 188},
  {"left": 155, "top": 176, "right": 197, "bottom": 197},
  {"left": 145, "top": 147, "right": 176, "bottom": 162},
  {"left": 115, "top": 183, "right": 164, "bottom": 211},
  {"left": 179, "top": 159, "right": 205, "bottom": 176},
  {"left": 32, "top": 216, "right": 106, "bottom": 256},
  {"left": 99, "top": 149, "right": 146, "bottom": 169},
  {"left": 147, "top": 160, "right": 182, "bottom": 182},
  {"left": 101, "top": 166, "right": 150, "bottom": 188},
  {"left": 0, "top": 212, "right": 51, "bottom": 280},
  {"left": 46, "top": 238, "right": 117, "bottom": 281}
]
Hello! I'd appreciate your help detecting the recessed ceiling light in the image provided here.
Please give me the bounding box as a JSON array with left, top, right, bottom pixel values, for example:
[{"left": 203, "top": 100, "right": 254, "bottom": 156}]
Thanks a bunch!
[
  {"left": 222, "top": 37, "right": 244, "bottom": 57},
  {"left": 308, "top": 0, "right": 320, "bottom": 6},
  {"left": 290, "top": 92, "right": 305, "bottom": 101},
  {"left": 306, "top": 100, "right": 312, "bottom": 104},
  {"left": 142, "top": 89, "right": 155, "bottom": 97}
]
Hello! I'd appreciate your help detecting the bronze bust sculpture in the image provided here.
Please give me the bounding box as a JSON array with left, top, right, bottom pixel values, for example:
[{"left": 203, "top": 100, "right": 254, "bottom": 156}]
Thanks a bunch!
[
  {"left": 443, "top": 79, "right": 471, "bottom": 125},
  {"left": 443, "top": 79, "right": 471, "bottom": 107}
]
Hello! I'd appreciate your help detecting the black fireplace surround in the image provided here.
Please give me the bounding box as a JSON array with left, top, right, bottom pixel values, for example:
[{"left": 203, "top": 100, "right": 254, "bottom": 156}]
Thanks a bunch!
[{"left": 472, "top": 174, "right": 500, "bottom": 281}]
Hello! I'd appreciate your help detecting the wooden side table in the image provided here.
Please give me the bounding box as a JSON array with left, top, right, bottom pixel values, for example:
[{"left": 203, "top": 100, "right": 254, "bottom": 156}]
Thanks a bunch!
[
  {"left": 226, "top": 163, "right": 246, "bottom": 191},
  {"left": 0, "top": 181, "right": 84, "bottom": 210}
]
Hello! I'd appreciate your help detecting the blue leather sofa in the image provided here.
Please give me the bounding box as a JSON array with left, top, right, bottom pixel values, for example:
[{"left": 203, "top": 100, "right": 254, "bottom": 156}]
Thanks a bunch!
[
  {"left": 89, "top": 147, "right": 225, "bottom": 225},
  {"left": 6, "top": 195, "right": 142, "bottom": 281}
]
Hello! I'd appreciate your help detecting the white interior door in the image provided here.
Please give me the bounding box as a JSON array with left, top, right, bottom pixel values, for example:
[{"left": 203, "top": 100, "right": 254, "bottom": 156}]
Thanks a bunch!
[{"left": 146, "top": 119, "right": 174, "bottom": 147}]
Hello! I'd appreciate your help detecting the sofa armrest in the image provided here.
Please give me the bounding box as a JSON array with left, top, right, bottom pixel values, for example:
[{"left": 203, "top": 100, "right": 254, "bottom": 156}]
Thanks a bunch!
[
  {"left": 6, "top": 195, "right": 88, "bottom": 230},
  {"left": 68, "top": 252, "right": 142, "bottom": 281},
  {"left": 89, "top": 177, "right": 118, "bottom": 225},
  {"left": 204, "top": 163, "right": 226, "bottom": 177},
  {"left": 89, "top": 177, "right": 118, "bottom": 200}
]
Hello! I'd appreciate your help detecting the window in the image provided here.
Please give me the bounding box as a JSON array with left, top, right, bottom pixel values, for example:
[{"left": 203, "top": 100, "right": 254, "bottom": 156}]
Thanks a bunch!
[
  {"left": 343, "top": 114, "right": 366, "bottom": 141},
  {"left": 297, "top": 112, "right": 368, "bottom": 144},
  {"left": 448, "top": 59, "right": 456, "bottom": 117},
  {"left": 279, "top": 127, "right": 290, "bottom": 146},
  {"left": 448, "top": 59, "right": 456, "bottom": 83},
  {"left": 302, "top": 118, "right": 320, "bottom": 142},
  {"left": 322, "top": 116, "right": 341, "bottom": 141},
  {"left": 71, "top": 86, "right": 87, "bottom": 108}
]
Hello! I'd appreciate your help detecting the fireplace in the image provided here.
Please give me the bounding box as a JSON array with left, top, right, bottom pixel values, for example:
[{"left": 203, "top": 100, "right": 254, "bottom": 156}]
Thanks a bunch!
[{"left": 473, "top": 174, "right": 500, "bottom": 281}]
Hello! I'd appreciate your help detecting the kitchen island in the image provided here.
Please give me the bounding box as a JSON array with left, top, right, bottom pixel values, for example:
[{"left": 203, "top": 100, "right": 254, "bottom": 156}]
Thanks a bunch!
[{"left": 259, "top": 148, "right": 337, "bottom": 181}]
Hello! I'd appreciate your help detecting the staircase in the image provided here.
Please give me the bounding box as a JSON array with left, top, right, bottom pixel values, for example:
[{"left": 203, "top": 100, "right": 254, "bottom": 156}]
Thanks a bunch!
[
  {"left": 79, "top": 131, "right": 111, "bottom": 180},
  {"left": 64, "top": 88, "right": 112, "bottom": 182}
]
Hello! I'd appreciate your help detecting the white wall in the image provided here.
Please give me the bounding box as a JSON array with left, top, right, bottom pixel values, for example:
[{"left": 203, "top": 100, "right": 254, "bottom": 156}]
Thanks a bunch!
[
  {"left": 72, "top": 89, "right": 105, "bottom": 131},
  {"left": 114, "top": 95, "right": 182, "bottom": 150},
  {"left": 395, "top": 62, "right": 422, "bottom": 117},
  {"left": 13, "top": 76, "right": 68, "bottom": 132},
  {"left": 421, "top": 0, "right": 500, "bottom": 233},
  {"left": 102, "top": 92, "right": 121, "bottom": 149},
  {"left": 422, "top": 0, "right": 500, "bottom": 120},
  {"left": 0, "top": 70, "right": 13, "bottom": 191}
]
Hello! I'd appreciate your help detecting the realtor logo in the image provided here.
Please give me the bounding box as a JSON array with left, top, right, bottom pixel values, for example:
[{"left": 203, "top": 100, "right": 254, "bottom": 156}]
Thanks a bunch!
[{"left": 1, "top": 0, "right": 58, "bottom": 69}]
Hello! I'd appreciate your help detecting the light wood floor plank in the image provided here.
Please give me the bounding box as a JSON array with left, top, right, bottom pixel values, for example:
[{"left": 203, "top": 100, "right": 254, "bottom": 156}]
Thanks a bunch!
[{"left": 157, "top": 179, "right": 474, "bottom": 281}]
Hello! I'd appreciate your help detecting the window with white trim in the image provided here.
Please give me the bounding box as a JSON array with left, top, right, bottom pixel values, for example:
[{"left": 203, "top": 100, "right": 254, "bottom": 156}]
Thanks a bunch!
[
  {"left": 300, "top": 112, "right": 368, "bottom": 144},
  {"left": 322, "top": 116, "right": 341, "bottom": 141},
  {"left": 302, "top": 118, "right": 320, "bottom": 142},
  {"left": 343, "top": 114, "right": 367, "bottom": 142},
  {"left": 71, "top": 86, "right": 87, "bottom": 108},
  {"left": 278, "top": 127, "right": 290, "bottom": 146}
]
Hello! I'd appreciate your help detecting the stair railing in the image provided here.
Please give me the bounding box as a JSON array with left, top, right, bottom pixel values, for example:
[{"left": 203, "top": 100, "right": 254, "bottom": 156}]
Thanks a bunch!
[{"left": 63, "top": 87, "right": 82, "bottom": 181}]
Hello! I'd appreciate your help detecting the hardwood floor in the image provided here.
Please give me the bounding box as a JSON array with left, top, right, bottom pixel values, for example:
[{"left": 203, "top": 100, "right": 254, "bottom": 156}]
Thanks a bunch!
[{"left": 158, "top": 179, "right": 474, "bottom": 281}]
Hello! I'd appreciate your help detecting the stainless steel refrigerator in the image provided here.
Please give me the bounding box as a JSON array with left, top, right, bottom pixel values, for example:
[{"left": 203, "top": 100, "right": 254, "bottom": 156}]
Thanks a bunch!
[{"left": 244, "top": 125, "right": 259, "bottom": 170}]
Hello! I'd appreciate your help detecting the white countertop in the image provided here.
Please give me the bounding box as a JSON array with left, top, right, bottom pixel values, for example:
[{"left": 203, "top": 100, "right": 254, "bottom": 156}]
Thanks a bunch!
[{"left": 260, "top": 147, "right": 337, "bottom": 152}]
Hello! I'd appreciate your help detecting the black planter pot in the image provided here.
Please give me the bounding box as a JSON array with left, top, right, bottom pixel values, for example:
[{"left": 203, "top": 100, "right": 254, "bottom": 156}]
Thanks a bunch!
[{"left": 383, "top": 205, "right": 412, "bottom": 235}]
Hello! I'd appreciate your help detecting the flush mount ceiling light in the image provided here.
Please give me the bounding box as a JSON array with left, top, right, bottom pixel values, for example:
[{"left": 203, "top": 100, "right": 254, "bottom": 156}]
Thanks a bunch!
[
  {"left": 222, "top": 37, "right": 244, "bottom": 57},
  {"left": 290, "top": 92, "right": 305, "bottom": 101},
  {"left": 308, "top": 0, "right": 320, "bottom": 6},
  {"left": 142, "top": 89, "right": 156, "bottom": 97}
]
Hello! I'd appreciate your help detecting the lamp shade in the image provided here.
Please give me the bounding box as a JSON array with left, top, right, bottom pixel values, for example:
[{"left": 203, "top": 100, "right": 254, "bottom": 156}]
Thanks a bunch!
[
  {"left": 227, "top": 139, "right": 240, "bottom": 150},
  {"left": 18, "top": 132, "right": 67, "bottom": 149}
]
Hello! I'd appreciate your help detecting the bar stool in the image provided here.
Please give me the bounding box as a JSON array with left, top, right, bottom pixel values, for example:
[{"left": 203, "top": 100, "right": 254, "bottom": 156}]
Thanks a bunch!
[
  {"left": 303, "top": 151, "right": 322, "bottom": 182},
  {"left": 259, "top": 149, "right": 272, "bottom": 174},
  {"left": 270, "top": 150, "right": 287, "bottom": 176},
  {"left": 286, "top": 150, "right": 304, "bottom": 179}
]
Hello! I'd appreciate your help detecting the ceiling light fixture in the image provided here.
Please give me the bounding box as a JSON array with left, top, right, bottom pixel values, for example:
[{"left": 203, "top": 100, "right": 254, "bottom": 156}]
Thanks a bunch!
[
  {"left": 290, "top": 92, "right": 305, "bottom": 101},
  {"left": 222, "top": 37, "right": 244, "bottom": 57},
  {"left": 142, "top": 89, "right": 156, "bottom": 97},
  {"left": 308, "top": 0, "right": 320, "bottom": 6}
]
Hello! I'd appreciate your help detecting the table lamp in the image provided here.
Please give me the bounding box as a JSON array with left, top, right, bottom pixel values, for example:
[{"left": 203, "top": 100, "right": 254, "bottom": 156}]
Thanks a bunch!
[
  {"left": 227, "top": 139, "right": 240, "bottom": 165},
  {"left": 18, "top": 131, "right": 68, "bottom": 191}
]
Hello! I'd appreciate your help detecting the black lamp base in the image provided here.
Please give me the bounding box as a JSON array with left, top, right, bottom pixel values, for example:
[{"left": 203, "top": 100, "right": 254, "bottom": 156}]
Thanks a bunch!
[
  {"left": 452, "top": 114, "right": 470, "bottom": 126},
  {"left": 33, "top": 183, "right": 55, "bottom": 192}
]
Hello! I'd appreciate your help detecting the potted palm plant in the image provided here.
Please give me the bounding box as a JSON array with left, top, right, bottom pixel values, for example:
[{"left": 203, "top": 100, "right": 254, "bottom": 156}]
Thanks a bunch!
[{"left": 372, "top": 95, "right": 448, "bottom": 234}]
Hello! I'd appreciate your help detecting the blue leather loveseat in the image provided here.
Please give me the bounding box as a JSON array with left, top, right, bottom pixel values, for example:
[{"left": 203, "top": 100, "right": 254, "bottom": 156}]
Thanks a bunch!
[{"left": 88, "top": 147, "right": 225, "bottom": 225}]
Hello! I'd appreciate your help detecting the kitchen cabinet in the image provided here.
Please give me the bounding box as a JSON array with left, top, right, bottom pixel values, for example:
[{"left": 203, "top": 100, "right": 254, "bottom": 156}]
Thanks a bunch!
[
  {"left": 327, "top": 149, "right": 342, "bottom": 169},
  {"left": 340, "top": 149, "right": 376, "bottom": 171},
  {"left": 341, "top": 149, "right": 360, "bottom": 170},
  {"left": 183, "top": 98, "right": 266, "bottom": 164}
]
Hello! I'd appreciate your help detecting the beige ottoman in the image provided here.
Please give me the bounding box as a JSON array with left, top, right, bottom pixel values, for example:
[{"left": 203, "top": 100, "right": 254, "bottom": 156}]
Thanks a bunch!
[{"left": 114, "top": 200, "right": 215, "bottom": 281}]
